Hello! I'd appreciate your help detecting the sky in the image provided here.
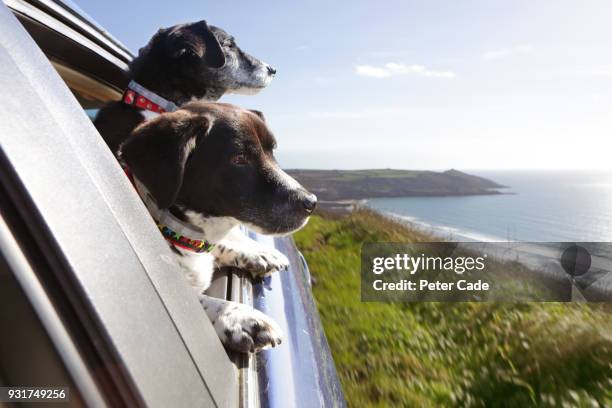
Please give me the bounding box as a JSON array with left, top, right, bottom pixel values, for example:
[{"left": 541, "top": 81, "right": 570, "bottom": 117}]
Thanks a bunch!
[{"left": 76, "top": 0, "right": 612, "bottom": 171}]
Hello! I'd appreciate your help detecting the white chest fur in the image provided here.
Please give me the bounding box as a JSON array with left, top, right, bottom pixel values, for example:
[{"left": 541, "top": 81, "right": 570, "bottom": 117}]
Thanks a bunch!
[{"left": 174, "top": 249, "right": 215, "bottom": 294}]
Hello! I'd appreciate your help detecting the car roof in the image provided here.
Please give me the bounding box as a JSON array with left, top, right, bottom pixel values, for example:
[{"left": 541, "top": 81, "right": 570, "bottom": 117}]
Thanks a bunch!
[{"left": 7, "top": 0, "right": 133, "bottom": 72}]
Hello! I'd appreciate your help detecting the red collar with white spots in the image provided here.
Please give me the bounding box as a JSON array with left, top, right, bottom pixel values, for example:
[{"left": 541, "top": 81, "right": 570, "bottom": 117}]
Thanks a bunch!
[{"left": 122, "top": 80, "right": 178, "bottom": 113}]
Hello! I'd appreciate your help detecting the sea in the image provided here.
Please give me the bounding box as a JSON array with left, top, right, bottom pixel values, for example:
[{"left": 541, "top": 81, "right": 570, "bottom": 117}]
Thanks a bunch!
[
  {"left": 367, "top": 170, "right": 612, "bottom": 243},
  {"left": 366, "top": 170, "right": 612, "bottom": 299}
]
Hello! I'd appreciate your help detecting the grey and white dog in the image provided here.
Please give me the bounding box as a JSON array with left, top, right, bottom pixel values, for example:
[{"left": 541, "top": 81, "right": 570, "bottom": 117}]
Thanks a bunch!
[{"left": 95, "top": 19, "right": 276, "bottom": 153}]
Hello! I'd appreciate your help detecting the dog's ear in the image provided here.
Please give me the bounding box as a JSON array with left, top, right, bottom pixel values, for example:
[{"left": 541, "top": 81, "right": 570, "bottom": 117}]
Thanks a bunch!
[
  {"left": 196, "top": 20, "right": 226, "bottom": 69},
  {"left": 119, "top": 110, "right": 210, "bottom": 209},
  {"left": 169, "top": 21, "right": 225, "bottom": 68},
  {"left": 249, "top": 110, "right": 265, "bottom": 121}
]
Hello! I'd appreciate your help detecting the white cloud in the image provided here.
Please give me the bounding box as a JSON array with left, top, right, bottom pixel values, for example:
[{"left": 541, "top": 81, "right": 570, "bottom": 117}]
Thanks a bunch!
[
  {"left": 355, "top": 63, "right": 456, "bottom": 79},
  {"left": 482, "top": 44, "right": 533, "bottom": 60},
  {"left": 355, "top": 65, "right": 392, "bottom": 78}
]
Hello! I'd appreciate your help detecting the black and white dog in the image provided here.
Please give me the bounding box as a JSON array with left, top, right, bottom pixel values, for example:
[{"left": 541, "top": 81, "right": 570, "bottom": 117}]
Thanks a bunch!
[
  {"left": 95, "top": 19, "right": 276, "bottom": 153},
  {"left": 119, "top": 102, "right": 317, "bottom": 352}
]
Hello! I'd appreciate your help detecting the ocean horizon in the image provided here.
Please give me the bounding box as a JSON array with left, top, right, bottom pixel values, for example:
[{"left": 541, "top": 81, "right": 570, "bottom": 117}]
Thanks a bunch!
[{"left": 367, "top": 170, "right": 612, "bottom": 242}]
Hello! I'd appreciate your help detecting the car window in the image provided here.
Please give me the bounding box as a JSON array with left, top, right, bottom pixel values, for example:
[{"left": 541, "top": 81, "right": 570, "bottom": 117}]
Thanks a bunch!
[
  {"left": 50, "top": 61, "right": 120, "bottom": 119},
  {"left": 50, "top": 58, "right": 237, "bottom": 300}
]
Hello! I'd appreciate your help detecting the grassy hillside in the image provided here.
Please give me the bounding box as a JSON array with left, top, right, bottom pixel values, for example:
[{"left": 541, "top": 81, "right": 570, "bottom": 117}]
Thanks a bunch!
[
  {"left": 293, "top": 209, "right": 612, "bottom": 407},
  {"left": 286, "top": 169, "right": 505, "bottom": 201}
]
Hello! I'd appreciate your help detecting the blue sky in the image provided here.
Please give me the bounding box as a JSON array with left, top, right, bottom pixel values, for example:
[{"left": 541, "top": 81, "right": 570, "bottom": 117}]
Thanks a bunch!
[{"left": 77, "top": 0, "right": 612, "bottom": 170}]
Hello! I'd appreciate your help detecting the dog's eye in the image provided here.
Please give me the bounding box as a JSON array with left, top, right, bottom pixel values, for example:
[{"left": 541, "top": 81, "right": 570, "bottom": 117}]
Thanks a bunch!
[
  {"left": 224, "top": 42, "right": 234, "bottom": 48},
  {"left": 231, "top": 154, "right": 248, "bottom": 165}
]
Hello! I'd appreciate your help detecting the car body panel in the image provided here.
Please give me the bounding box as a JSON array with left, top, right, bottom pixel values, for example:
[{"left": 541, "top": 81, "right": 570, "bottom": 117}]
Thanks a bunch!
[
  {"left": 0, "top": 4, "right": 236, "bottom": 406},
  {"left": 250, "top": 235, "right": 346, "bottom": 408}
]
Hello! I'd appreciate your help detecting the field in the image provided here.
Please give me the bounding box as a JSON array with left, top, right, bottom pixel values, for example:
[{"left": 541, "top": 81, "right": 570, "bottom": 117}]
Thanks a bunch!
[{"left": 293, "top": 208, "right": 612, "bottom": 407}]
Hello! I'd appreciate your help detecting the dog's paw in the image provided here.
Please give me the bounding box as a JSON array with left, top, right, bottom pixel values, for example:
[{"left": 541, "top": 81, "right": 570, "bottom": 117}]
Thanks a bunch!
[
  {"left": 216, "top": 244, "right": 289, "bottom": 276},
  {"left": 243, "top": 247, "right": 290, "bottom": 277},
  {"left": 214, "top": 241, "right": 290, "bottom": 277},
  {"left": 212, "top": 302, "right": 283, "bottom": 353}
]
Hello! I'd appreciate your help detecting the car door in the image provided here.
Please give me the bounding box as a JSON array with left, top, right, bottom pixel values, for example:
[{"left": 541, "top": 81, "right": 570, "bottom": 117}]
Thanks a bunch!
[{"left": 0, "top": 3, "right": 237, "bottom": 406}]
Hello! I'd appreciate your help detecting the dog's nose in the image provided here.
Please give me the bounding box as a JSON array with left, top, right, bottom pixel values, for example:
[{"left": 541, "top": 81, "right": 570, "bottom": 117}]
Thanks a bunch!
[
  {"left": 267, "top": 65, "right": 277, "bottom": 75},
  {"left": 302, "top": 193, "right": 317, "bottom": 213}
]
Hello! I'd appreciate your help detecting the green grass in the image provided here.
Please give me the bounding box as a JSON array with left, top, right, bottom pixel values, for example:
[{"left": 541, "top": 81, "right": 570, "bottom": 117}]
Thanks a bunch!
[{"left": 294, "top": 208, "right": 612, "bottom": 407}]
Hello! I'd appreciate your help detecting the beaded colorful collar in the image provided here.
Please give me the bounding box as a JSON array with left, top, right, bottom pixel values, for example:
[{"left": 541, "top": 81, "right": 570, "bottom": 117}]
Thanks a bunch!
[{"left": 123, "top": 167, "right": 215, "bottom": 253}]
